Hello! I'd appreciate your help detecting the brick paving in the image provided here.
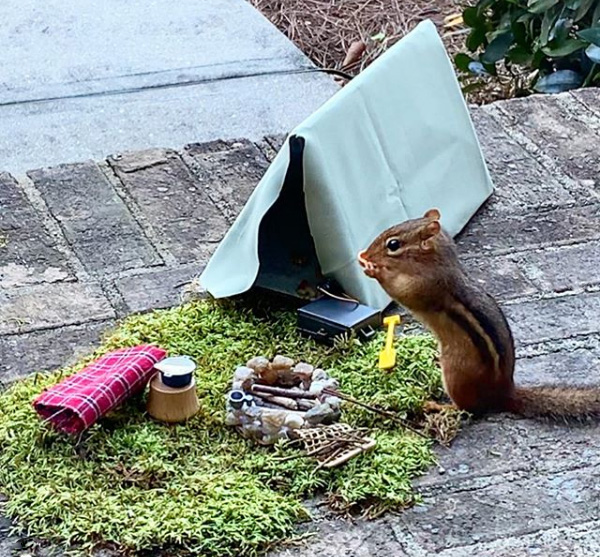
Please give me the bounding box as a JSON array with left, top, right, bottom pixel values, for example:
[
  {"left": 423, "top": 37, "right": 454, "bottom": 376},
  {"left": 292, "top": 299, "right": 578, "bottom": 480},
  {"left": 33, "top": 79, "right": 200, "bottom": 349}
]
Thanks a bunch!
[{"left": 1, "top": 90, "right": 600, "bottom": 556}]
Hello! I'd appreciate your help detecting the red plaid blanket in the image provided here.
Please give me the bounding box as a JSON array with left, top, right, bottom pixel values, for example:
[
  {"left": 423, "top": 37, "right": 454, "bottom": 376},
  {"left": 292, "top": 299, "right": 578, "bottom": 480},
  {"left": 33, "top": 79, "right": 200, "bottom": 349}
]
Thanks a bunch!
[{"left": 33, "top": 345, "right": 167, "bottom": 435}]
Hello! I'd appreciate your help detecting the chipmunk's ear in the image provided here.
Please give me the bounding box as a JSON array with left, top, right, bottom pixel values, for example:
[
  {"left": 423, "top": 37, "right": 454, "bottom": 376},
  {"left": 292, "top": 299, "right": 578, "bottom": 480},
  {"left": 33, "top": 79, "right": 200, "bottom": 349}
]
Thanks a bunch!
[
  {"left": 420, "top": 220, "right": 440, "bottom": 252},
  {"left": 421, "top": 220, "right": 440, "bottom": 239},
  {"left": 424, "top": 208, "right": 441, "bottom": 221}
]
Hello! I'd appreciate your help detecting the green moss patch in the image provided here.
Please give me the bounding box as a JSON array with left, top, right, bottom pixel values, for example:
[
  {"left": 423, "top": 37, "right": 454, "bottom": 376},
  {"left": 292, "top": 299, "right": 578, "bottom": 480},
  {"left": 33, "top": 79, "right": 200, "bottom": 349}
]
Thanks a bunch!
[{"left": 0, "top": 299, "right": 444, "bottom": 556}]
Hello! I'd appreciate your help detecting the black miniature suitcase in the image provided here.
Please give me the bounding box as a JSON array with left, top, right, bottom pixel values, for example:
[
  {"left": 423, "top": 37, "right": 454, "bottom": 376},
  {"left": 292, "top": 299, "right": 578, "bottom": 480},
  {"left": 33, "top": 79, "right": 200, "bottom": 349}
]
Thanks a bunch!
[{"left": 297, "top": 297, "right": 382, "bottom": 345}]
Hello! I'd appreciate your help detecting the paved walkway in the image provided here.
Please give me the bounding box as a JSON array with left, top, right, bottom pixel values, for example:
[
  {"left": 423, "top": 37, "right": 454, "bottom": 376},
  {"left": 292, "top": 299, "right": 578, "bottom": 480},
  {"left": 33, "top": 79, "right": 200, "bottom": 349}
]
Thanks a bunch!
[
  {"left": 0, "top": 135, "right": 285, "bottom": 383},
  {"left": 1, "top": 89, "right": 600, "bottom": 555},
  {"left": 0, "top": 0, "right": 337, "bottom": 174}
]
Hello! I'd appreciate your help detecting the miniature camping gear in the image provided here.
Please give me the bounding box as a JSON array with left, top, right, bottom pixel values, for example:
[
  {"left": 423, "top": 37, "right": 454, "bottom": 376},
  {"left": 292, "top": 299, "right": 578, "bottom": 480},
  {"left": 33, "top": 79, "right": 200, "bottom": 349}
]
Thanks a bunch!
[
  {"left": 198, "top": 20, "right": 494, "bottom": 310},
  {"left": 292, "top": 423, "right": 376, "bottom": 468},
  {"left": 225, "top": 355, "right": 343, "bottom": 445},
  {"left": 33, "top": 345, "right": 167, "bottom": 435},
  {"left": 154, "top": 355, "right": 196, "bottom": 388},
  {"left": 297, "top": 296, "right": 381, "bottom": 345},
  {"left": 146, "top": 373, "right": 199, "bottom": 423},
  {"left": 379, "top": 315, "right": 401, "bottom": 370}
]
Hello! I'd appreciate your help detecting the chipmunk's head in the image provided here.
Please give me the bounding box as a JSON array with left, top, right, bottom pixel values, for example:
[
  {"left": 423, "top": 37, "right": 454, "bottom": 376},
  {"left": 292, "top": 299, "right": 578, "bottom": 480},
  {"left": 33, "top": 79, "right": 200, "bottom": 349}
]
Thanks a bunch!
[{"left": 357, "top": 209, "right": 454, "bottom": 304}]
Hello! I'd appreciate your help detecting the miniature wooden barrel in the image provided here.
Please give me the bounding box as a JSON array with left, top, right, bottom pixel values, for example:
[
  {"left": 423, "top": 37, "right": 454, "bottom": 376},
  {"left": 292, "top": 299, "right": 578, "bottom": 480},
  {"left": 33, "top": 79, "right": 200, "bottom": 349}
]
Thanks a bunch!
[{"left": 146, "top": 374, "right": 199, "bottom": 423}]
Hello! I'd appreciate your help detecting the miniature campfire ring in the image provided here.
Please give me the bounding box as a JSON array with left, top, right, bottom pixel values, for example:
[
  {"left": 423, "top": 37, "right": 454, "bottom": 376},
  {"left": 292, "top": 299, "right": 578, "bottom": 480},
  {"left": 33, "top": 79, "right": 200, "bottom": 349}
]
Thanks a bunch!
[{"left": 225, "top": 355, "right": 376, "bottom": 467}]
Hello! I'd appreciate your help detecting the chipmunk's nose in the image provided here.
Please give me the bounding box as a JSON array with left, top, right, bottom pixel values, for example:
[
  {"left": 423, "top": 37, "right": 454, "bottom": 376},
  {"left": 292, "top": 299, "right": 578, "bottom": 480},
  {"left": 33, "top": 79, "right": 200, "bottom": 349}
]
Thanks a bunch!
[{"left": 357, "top": 251, "right": 377, "bottom": 278}]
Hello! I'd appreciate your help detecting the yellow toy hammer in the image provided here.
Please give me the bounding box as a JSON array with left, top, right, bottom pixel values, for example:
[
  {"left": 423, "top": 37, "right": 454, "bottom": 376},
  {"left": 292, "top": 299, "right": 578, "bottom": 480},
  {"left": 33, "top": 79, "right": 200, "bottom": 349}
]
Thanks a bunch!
[{"left": 378, "top": 315, "right": 401, "bottom": 370}]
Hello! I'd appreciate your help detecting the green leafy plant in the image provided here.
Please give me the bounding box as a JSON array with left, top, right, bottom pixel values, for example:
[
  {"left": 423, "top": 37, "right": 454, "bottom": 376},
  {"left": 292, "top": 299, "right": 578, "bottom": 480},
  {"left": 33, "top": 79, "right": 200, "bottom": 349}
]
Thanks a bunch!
[
  {"left": 0, "top": 299, "right": 455, "bottom": 556},
  {"left": 457, "top": 0, "right": 600, "bottom": 93}
]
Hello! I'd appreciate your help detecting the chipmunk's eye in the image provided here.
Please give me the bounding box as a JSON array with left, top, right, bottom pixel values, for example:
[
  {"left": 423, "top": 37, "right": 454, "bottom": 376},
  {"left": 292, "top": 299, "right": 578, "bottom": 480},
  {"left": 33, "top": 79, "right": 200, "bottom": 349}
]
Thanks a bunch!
[{"left": 386, "top": 238, "right": 402, "bottom": 252}]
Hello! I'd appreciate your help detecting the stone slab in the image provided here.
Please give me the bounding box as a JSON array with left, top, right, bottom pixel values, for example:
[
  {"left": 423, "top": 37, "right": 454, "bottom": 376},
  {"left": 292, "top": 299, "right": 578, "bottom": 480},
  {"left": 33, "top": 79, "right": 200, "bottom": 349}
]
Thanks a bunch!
[
  {"left": 269, "top": 517, "right": 411, "bottom": 557},
  {"left": 0, "top": 320, "right": 114, "bottom": 383},
  {"left": 461, "top": 254, "right": 538, "bottom": 300},
  {"left": 518, "top": 241, "right": 600, "bottom": 294},
  {"left": 504, "top": 292, "right": 600, "bottom": 346},
  {"left": 517, "top": 348, "right": 600, "bottom": 387},
  {"left": 114, "top": 263, "right": 208, "bottom": 314},
  {"left": 0, "top": 511, "right": 20, "bottom": 557},
  {"left": 395, "top": 464, "right": 600, "bottom": 553},
  {"left": 265, "top": 135, "right": 287, "bottom": 154},
  {"left": 255, "top": 134, "right": 287, "bottom": 162},
  {"left": 109, "top": 151, "right": 229, "bottom": 263},
  {"left": 471, "top": 109, "right": 577, "bottom": 213},
  {"left": 457, "top": 204, "right": 600, "bottom": 255},
  {"left": 28, "top": 162, "right": 161, "bottom": 274},
  {"left": 106, "top": 149, "right": 171, "bottom": 174},
  {"left": 437, "top": 520, "right": 600, "bottom": 557},
  {"left": 559, "top": 92, "right": 600, "bottom": 137},
  {"left": 417, "top": 416, "right": 600, "bottom": 489},
  {"left": 183, "top": 139, "right": 270, "bottom": 222},
  {"left": 494, "top": 95, "right": 600, "bottom": 191},
  {"left": 0, "top": 282, "right": 114, "bottom": 335},
  {"left": 0, "top": 172, "right": 71, "bottom": 288},
  {"left": 572, "top": 89, "right": 600, "bottom": 120}
]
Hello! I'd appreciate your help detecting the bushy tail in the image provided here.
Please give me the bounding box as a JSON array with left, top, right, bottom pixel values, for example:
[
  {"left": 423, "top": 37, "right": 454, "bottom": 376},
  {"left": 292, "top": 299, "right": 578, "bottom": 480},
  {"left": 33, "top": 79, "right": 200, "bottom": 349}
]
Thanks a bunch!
[{"left": 508, "top": 386, "right": 600, "bottom": 420}]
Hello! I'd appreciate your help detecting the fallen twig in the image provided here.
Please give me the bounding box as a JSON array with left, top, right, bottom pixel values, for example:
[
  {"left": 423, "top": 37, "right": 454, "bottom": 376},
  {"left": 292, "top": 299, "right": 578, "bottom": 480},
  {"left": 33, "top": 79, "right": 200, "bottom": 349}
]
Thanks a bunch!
[{"left": 323, "top": 388, "right": 429, "bottom": 440}]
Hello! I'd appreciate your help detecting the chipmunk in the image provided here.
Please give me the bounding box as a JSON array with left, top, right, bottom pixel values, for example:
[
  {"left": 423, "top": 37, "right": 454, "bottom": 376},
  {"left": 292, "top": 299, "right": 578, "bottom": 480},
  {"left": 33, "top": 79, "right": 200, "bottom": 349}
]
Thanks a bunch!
[{"left": 358, "top": 208, "right": 600, "bottom": 419}]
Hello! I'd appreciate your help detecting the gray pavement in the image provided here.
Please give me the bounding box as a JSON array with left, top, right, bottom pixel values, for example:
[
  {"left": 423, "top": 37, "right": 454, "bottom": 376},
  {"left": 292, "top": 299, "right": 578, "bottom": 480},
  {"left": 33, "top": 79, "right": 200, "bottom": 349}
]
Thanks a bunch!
[{"left": 0, "top": 0, "right": 337, "bottom": 174}]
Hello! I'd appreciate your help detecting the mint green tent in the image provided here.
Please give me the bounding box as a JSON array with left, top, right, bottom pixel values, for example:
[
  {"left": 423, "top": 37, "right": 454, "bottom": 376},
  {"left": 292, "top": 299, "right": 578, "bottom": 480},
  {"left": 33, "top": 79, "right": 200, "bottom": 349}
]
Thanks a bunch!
[{"left": 199, "top": 20, "right": 493, "bottom": 309}]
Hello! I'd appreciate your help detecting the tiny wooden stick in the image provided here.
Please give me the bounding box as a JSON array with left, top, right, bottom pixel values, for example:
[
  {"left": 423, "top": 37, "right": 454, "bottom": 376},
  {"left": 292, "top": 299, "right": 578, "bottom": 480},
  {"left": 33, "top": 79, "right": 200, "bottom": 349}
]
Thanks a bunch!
[
  {"left": 252, "top": 384, "right": 317, "bottom": 399},
  {"left": 316, "top": 446, "right": 345, "bottom": 468},
  {"left": 323, "top": 389, "right": 429, "bottom": 440},
  {"left": 297, "top": 399, "right": 318, "bottom": 410},
  {"left": 251, "top": 391, "right": 298, "bottom": 410},
  {"left": 321, "top": 439, "right": 377, "bottom": 469},
  {"left": 274, "top": 439, "right": 341, "bottom": 463}
]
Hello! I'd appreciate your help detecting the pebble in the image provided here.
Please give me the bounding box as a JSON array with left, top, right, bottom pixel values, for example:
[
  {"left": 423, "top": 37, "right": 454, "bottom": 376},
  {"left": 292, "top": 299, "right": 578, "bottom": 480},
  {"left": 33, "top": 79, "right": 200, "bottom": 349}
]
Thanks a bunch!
[
  {"left": 246, "top": 356, "right": 270, "bottom": 372},
  {"left": 312, "top": 368, "right": 327, "bottom": 381},
  {"left": 271, "top": 354, "right": 295, "bottom": 370},
  {"left": 284, "top": 414, "right": 305, "bottom": 429},
  {"left": 293, "top": 362, "right": 314, "bottom": 375},
  {"left": 305, "top": 403, "right": 339, "bottom": 425}
]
